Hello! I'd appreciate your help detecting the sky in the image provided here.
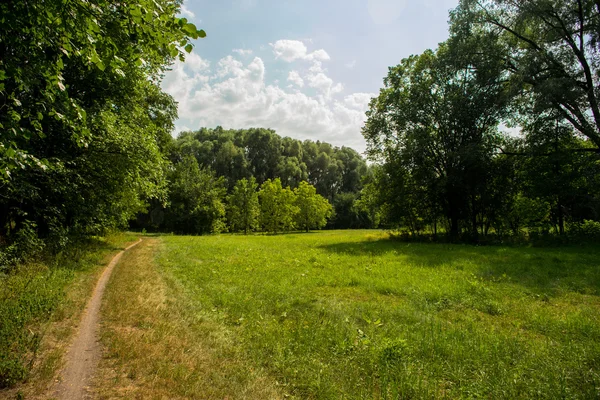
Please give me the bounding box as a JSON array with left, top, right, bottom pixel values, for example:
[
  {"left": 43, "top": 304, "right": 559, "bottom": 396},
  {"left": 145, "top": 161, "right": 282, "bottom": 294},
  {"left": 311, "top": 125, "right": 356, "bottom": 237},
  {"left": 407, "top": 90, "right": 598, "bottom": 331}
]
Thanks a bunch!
[{"left": 162, "top": 0, "right": 459, "bottom": 153}]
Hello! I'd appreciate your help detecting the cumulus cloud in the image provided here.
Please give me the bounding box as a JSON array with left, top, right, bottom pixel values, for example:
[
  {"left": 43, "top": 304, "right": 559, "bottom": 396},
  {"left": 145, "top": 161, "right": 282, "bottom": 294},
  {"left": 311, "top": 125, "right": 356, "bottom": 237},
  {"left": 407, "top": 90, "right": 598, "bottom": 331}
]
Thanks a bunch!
[
  {"left": 179, "top": 4, "right": 195, "bottom": 19},
  {"left": 287, "top": 71, "right": 304, "bottom": 87},
  {"left": 184, "top": 52, "right": 210, "bottom": 72},
  {"left": 271, "top": 40, "right": 331, "bottom": 63},
  {"left": 162, "top": 48, "right": 375, "bottom": 152}
]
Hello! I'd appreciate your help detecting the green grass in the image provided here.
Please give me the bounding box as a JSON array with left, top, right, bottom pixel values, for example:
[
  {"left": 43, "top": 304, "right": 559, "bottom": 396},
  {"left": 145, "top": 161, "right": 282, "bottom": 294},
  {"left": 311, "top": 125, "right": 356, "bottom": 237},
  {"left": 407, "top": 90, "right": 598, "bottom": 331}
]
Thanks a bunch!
[
  {"left": 0, "top": 232, "right": 138, "bottom": 389},
  {"left": 157, "top": 230, "right": 600, "bottom": 399}
]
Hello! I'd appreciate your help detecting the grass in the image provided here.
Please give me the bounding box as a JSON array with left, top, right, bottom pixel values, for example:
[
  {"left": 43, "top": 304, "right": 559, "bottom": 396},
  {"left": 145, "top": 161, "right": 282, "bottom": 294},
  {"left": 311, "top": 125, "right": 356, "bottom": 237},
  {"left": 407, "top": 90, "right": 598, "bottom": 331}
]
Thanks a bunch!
[
  {"left": 0, "top": 232, "right": 138, "bottom": 397},
  {"left": 94, "top": 238, "right": 281, "bottom": 399},
  {"left": 146, "top": 230, "right": 600, "bottom": 399}
]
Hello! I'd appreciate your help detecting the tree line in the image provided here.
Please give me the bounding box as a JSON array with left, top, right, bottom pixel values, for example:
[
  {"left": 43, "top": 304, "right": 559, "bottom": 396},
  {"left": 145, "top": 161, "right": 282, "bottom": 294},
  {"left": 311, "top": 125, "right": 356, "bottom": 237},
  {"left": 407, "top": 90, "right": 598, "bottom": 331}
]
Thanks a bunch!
[
  {"left": 133, "top": 127, "right": 371, "bottom": 233},
  {"left": 361, "top": 0, "right": 600, "bottom": 241},
  {"left": 141, "top": 154, "right": 332, "bottom": 234}
]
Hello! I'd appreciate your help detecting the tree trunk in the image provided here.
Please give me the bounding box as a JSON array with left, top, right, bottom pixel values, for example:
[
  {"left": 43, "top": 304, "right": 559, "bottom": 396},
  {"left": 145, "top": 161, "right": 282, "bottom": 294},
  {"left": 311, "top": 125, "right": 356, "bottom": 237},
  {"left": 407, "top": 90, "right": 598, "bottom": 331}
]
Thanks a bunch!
[
  {"left": 557, "top": 198, "right": 565, "bottom": 235},
  {"left": 450, "top": 216, "right": 459, "bottom": 240}
]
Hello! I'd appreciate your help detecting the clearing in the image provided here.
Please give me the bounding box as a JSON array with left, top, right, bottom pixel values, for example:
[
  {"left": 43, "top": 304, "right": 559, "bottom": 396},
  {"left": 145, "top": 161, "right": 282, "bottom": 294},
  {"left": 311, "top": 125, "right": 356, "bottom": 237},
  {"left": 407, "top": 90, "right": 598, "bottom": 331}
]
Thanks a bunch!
[{"left": 94, "top": 230, "right": 600, "bottom": 399}]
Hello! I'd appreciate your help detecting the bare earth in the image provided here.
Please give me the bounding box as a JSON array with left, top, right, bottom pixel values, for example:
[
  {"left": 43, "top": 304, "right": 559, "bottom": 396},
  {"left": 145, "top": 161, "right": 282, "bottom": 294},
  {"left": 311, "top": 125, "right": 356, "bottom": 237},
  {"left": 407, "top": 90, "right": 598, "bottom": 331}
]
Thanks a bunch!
[{"left": 51, "top": 239, "right": 141, "bottom": 400}]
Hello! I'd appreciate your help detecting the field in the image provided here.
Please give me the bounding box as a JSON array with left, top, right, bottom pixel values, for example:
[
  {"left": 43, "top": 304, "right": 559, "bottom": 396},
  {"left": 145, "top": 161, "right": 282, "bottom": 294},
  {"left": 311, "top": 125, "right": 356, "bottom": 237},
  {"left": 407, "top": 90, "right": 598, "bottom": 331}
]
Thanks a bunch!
[{"left": 93, "top": 230, "right": 600, "bottom": 399}]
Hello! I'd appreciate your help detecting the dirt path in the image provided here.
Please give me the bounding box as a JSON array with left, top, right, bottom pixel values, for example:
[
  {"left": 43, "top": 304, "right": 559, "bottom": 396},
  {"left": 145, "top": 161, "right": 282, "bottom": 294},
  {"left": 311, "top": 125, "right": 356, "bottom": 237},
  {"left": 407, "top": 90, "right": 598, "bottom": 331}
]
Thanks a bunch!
[{"left": 51, "top": 239, "right": 142, "bottom": 400}]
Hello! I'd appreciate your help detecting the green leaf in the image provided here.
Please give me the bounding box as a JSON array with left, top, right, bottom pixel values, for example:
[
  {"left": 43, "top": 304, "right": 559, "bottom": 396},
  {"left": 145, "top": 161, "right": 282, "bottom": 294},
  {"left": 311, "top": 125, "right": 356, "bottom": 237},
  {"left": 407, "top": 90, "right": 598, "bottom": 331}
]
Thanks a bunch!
[
  {"left": 198, "top": 29, "right": 207, "bottom": 38},
  {"left": 184, "top": 44, "right": 193, "bottom": 53},
  {"left": 0, "top": 70, "right": 6, "bottom": 80},
  {"left": 183, "top": 22, "right": 199, "bottom": 38}
]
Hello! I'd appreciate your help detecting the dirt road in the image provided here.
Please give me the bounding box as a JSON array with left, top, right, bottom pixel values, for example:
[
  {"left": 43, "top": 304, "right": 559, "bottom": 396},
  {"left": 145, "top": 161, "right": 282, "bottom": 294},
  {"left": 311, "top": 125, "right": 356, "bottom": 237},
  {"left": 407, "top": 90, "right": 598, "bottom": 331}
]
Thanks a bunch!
[{"left": 51, "top": 239, "right": 141, "bottom": 400}]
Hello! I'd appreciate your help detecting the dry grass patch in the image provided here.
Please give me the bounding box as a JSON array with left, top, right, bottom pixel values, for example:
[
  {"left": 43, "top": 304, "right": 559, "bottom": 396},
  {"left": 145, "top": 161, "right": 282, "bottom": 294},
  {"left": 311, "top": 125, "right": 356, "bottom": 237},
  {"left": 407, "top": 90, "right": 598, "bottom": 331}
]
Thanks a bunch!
[{"left": 94, "top": 238, "right": 281, "bottom": 400}]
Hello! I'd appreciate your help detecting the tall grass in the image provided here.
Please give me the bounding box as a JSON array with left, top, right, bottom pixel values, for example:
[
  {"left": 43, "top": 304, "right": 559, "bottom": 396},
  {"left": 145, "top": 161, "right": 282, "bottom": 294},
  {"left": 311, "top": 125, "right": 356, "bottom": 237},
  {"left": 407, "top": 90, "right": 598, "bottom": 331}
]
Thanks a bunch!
[{"left": 157, "top": 231, "right": 600, "bottom": 399}]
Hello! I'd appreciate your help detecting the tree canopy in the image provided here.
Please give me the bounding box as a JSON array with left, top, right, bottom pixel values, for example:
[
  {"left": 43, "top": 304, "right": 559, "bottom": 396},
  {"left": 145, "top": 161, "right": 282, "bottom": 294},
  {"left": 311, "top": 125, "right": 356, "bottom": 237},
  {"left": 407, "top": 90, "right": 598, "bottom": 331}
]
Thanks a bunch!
[
  {"left": 0, "top": 0, "right": 205, "bottom": 252},
  {"left": 362, "top": 0, "right": 600, "bottom": 240},
  {"left": 453, "top": 0, "right": 600, "bottom": 149}
]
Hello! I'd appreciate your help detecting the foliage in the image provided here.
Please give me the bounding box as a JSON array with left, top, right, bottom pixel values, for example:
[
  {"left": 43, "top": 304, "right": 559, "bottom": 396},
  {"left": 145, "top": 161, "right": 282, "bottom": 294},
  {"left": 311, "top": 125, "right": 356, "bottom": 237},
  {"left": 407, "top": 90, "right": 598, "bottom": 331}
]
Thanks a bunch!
[
  {"left": 0, "top": 0, "right": 204, "bottom": 259},
  {"left": 364, "top": 0, "right": 600, "bottom": 239},
  {"left": 506, "top": 194, "right": 551, "bottom": 235},
  {"left": 363, "top": 36, "right": 509, "bottom": 238},
  {"left": 569, "top": 220, "right": 600, "bottom": 241},
  {"left": 293, "top": 181, "right": 333, "bottom": 232},
  {"left": 453, "top": 0, "right": 600, "bottom": 148},
  {"left": 258, "top": 178, "right": 298, "bottom": 233},
  {"left": 227, "top": 177, "right": 260, "bottom": 234},
  {"left": 164, "top": 156, "right": 227, "bottom": 234},
  {"left": 171, "top": 128, "right": 368, "bottom": 228}
]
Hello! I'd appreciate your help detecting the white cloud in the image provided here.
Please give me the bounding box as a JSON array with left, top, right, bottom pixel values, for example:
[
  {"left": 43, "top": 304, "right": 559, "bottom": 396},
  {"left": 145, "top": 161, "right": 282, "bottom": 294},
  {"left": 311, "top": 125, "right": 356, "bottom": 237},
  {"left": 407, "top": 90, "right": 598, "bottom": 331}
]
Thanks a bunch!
[
  {"left": 345, "top": 60, "right": 357, "bottom": 69},
  {"left": 306, "top": 72, "right": 343, "bottom": 100},
  {"left": 179, "top": 4, "right": 195, "bottom": 19},
  {"left": 184, "top": 52, "right": 210, "bottom": 72},
  {"left": 163, "top": 50, "right": 375, "bottom": 152},
  {"left": 287, "top": 71, "right": 304, "bottom": 87},
  {"left": 270, "top": 40, "right": 330, "bottom": 63},
  {"left": 343, "top": 93, "right": 374, "bottom": 110},
  {"left": 233, "top": 48, "right": 253, "bottom": 56}
]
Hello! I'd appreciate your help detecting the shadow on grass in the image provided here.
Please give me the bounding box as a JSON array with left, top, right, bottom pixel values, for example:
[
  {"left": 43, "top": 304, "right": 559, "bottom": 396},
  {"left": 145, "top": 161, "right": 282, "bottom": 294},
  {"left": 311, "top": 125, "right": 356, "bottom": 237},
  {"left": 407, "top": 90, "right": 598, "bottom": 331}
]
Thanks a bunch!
[{"left": 318, "top": 238, "right": 600, "bottom": 297}]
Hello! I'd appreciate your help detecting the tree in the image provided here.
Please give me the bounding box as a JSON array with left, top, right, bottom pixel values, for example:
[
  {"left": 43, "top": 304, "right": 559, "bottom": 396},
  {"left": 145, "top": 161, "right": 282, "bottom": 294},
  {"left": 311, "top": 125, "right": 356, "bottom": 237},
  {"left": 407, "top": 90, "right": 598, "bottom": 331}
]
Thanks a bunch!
[
  {"left": 453, "top": 0, "right": 600, "bottom": 149},
  {"left": 519, "top": 118, "right": 600, "bottom": 234},
  {"left": 258, "top": 178, "right": 298, "bottom": 233},
  {"left": 227, "top": 177, "right": 260, "bottom": 234},
  {"left": 0, "top": 0, "right": 206, "bottom": 247},
  {"left": 363, "top": 36, "right": 509, "bottom": 238},
  {"left": 165, "top": 156, "right": 226, "bottom": 234},
  {"left": 294, "top": 181, "right": 333, "bottom": 232}
]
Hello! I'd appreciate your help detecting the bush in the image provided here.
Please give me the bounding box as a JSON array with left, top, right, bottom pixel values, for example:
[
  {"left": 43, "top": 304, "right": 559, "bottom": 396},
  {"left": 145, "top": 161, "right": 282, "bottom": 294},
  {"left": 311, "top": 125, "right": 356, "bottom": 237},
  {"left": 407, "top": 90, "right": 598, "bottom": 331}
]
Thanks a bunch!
[
  {"left": 0, "top": 222, "right": 45, "bottom": 274},
  {"left": 569, "top": 220, "right": 600, "bottom": 241}
]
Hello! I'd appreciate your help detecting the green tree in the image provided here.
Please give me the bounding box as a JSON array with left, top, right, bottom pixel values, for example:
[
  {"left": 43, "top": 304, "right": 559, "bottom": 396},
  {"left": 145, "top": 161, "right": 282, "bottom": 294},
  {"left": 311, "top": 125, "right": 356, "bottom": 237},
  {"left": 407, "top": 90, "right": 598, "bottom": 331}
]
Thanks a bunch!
[
  {"left": 0, "top": 0, "right": 205, "bottom": 247},
  {"left": 294, "top": 181, "right": 333, "bottom": 232},
  {"left": 363, "top": 37, "right": 508, "bottom": 238},
  {"left": 454, "top": 0, "right": 600, "bottom": 149},
  {"left": 165, "top": 156, "right": 226, "bottom": 234},
  {"left": 227, "top": 177, "right": 260, "bottom": 234},
  {"left": 259, "top": 178, "right": 298, "bottom": 233}
]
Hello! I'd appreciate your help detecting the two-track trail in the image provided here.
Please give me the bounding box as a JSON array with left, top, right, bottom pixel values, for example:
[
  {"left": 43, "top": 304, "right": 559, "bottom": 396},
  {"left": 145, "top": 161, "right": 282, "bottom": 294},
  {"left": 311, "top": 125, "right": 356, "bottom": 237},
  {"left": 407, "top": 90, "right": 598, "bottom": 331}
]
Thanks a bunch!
[{"left": 51, "top": 239, "right": 142, "bottom": 400}]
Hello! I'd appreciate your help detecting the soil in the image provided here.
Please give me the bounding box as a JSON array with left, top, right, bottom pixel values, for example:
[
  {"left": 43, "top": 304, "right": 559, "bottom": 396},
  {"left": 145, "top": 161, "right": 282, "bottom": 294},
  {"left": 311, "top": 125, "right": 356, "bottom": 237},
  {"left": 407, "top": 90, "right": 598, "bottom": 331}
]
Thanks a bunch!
[{"left": 51, "top": 239, "right": 141, "bottom": 400}]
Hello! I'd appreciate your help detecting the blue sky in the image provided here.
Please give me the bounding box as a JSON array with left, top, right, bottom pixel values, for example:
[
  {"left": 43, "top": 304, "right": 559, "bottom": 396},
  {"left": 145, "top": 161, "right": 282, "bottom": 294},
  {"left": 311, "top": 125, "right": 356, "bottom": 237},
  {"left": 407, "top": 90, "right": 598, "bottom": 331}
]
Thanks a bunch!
[{"left": 162, "top": 0, "right": 458, "bottom": 153}]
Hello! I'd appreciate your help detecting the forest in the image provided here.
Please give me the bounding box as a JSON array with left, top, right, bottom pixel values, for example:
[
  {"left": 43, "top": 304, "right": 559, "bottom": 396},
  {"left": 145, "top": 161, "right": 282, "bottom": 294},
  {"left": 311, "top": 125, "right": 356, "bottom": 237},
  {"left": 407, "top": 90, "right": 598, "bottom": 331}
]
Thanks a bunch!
[{"left": 2, "top": 0, "right": 600, "bottom": 396}]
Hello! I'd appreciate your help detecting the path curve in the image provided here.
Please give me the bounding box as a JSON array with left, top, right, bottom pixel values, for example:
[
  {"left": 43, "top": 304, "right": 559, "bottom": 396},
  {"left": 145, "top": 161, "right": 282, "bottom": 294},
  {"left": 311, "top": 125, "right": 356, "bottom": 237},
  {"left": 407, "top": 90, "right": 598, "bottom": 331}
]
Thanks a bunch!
[{"left": 52, "top": 239, "right": 142, "bottom": 400}]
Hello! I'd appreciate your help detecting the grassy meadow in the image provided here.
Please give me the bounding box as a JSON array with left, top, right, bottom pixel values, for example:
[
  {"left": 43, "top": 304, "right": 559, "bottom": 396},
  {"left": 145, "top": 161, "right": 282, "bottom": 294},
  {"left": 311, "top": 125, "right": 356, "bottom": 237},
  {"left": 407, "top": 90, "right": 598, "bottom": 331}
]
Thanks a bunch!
[{"left": 99, "top": 230, "right": 600, "bottom": 399}]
